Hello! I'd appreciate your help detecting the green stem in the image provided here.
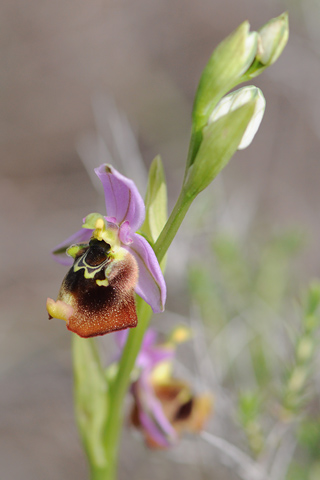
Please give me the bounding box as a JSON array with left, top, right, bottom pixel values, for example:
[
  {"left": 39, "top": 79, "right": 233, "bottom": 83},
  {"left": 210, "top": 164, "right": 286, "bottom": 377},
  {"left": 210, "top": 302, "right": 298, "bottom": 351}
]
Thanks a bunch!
[
  {"left": 153, "top": 189, "right": 194, "bottom": 263},
  {"left": 90, "top": 466, "right": 111, "bottom": 480},
  {"left": 102, "top": 299, "right": 152, "bottom": 480},
  {"left": 100, "top": 188, "right": 195, "bottom": 479}
]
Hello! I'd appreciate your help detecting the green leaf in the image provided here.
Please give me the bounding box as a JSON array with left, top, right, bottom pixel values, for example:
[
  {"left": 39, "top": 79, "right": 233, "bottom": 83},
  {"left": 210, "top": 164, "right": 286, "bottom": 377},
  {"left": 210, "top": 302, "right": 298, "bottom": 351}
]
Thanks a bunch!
[
  {"left": 72, "top": 335, "right": 109, "bottom": 468},
  {"left": 141, "top": 155, "right": 168, "bottom": 243}
]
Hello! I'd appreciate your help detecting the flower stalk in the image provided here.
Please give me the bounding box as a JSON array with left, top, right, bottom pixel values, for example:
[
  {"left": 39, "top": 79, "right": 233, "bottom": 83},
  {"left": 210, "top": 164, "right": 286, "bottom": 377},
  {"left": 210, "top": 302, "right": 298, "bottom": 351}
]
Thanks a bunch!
[
  {"left": 48, "top": 12, "right": 289, "bottom": 480},
  {"left": 153, "top": 189, "right": 194, "bottom": 264}
]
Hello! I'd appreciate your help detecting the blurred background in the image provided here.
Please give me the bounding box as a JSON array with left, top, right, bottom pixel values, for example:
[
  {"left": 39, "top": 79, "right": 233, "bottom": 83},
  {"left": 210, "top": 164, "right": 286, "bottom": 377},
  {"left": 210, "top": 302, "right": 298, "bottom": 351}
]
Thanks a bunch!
[{"left": 2, "top": 0, "right": 320, "bottom": 479}]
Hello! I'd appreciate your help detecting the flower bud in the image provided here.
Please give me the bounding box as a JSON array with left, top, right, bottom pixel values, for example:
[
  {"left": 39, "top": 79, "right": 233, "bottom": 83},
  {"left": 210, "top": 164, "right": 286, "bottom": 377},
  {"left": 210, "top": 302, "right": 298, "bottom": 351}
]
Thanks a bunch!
[
  {"left": 209, "top": 86, "right": 265, "bottom": 150},
  {"left": 256, "top": 12, "right": 289, "bottom": 66},
  {"left": 192, "top": 21, "right": 258, "bottom": 131}
]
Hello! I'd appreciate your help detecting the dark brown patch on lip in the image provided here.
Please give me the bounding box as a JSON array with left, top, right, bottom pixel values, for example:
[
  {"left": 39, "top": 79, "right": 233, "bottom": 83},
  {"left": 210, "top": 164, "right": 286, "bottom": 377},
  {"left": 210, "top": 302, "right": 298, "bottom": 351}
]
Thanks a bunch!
[
  {"left": 57, "top": 249, "right": 138, "bottom": 337},
  {"left": 85, "top": 239, "right": 111, "bottom": 266},
  {"left": 174, "top": 399, "right": 193, "bottom": 421}
]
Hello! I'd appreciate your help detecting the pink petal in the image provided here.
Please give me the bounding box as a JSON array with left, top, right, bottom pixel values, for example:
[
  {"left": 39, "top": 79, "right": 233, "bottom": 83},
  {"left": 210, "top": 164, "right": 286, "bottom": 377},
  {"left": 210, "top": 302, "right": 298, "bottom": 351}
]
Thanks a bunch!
[
  {"left": 95, "top": 164, "right": 145, "bottom": 231},
  {"left": 51, "top": 227, "right": 93, "bottom": 265},
  {"left": 125, "top": 233, "right": 166, "bottom": 313},
  {"left": 133, "top": 375, "right": 177, "bottom": 447}
]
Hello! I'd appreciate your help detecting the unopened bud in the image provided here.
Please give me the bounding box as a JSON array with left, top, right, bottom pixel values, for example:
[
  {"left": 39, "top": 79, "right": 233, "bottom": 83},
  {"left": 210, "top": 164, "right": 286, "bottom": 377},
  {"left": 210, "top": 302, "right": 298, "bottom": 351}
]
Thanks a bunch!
[
  {"left": 192, "top": 21, "right": 258, "bottom": 131},
  {"left": 209, "top": 86, "right": 266, "bottom": 150},
  {"left": 257, "top": 12, "right": 289, "bottom": 66}
]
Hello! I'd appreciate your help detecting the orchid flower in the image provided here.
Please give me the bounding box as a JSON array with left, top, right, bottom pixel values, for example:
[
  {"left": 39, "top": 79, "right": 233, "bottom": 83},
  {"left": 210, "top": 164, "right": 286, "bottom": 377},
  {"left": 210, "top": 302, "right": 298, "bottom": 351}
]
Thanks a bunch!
[
  {"left": 115, "top": 328, "right": 212, "bottom": 448},
  {"left": 46, "top": 164, "right": 166, "bottom": 338}
]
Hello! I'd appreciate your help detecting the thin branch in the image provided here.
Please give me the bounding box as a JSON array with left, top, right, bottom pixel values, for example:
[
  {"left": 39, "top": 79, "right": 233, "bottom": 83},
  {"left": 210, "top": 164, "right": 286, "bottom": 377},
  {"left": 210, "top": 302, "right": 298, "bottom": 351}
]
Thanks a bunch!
[{"left": 201, "top": 431, "right": 272, "bottom": 480}]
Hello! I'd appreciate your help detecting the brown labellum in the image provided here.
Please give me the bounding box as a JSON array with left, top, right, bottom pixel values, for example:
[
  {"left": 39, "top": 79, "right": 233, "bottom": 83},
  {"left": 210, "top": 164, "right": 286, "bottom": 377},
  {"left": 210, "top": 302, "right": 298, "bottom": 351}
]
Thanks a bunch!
[{"left": 48, "top": 239, "right": 139, "bottom": 337}]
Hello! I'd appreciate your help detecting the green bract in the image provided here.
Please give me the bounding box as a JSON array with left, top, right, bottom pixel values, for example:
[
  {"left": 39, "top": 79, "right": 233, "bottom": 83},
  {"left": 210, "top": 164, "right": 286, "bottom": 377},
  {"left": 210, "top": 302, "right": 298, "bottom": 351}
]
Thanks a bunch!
[
  {"left": 183, "top": 100, "right": 256, "bottom": 197},
  {"left": 141, "top": 155, "right": 168, "bottom": 244}
]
